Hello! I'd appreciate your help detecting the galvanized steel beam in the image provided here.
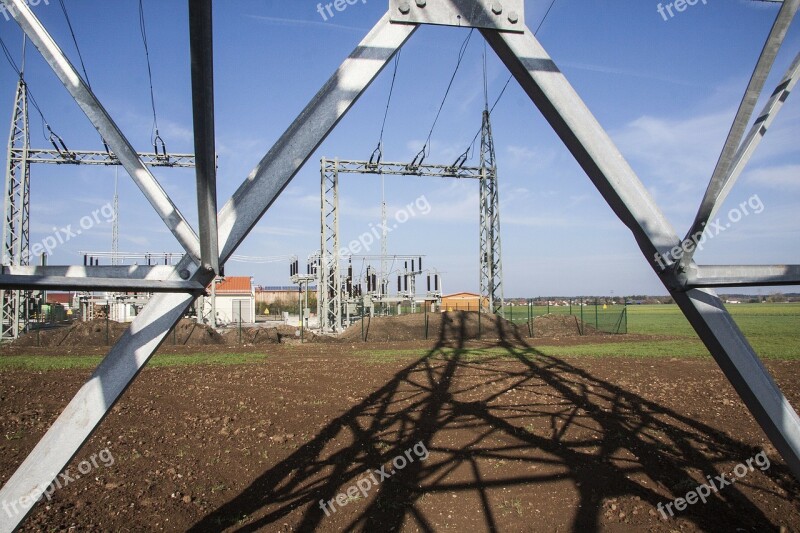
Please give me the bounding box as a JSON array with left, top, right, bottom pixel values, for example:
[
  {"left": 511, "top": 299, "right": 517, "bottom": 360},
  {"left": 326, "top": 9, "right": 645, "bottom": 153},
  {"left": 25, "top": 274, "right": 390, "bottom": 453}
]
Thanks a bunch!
[
  {"left": 215, "top": 14, "right": 416, "bottom": 263},
  {"left": 189, "top": 0, "right": 220, "bottom": 275},
  {"left": 19, "top": 149, "right": 196, "bottom": 167},
  {"left": 0, "top": 257, "right": 202, "bottom": 531},
  {"left": 484, "top": 23, "right": 800, "bottom": 479},
  {"left": 688, "top": 264, "right": 800, "bottom": 288},
  {"left": 692, "top": 52, "right": 800, "bottom": 233},
  {"left": 682, "top": 0, "right": 799, "bottom": 265}
]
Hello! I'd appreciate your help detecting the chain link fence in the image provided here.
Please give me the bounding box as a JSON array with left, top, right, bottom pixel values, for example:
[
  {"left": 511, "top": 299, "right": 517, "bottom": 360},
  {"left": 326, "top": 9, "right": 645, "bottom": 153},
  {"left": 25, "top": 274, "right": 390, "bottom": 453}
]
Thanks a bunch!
[
  {"left": 358, "top": 298, "right": 627, "bottom": 336},
  {"left": 506, "top": 299, "right": 627, "bottom": 335}
]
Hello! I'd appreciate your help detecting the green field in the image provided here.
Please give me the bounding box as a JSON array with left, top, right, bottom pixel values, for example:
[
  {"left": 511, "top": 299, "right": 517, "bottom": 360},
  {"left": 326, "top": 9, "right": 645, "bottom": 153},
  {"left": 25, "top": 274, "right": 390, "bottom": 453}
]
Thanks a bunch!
[{"left": 624, "top": 302, "right": 799, "bottom": 359}]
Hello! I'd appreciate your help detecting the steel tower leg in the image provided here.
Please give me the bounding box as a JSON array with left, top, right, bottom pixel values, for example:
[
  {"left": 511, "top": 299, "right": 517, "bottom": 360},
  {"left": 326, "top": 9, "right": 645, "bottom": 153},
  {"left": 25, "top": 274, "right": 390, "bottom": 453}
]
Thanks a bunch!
[
  {"left": 479, "top": 109, "right": 504, "bottom": 317},
  {"left": 0, "top": 7, "right": 413, "bottom": 530},
  {"left": 483, "top": 22, "right": 800, "bottom": 480},
  {"left": 1, "top": 77, "right": 30, "bottom": 341}
]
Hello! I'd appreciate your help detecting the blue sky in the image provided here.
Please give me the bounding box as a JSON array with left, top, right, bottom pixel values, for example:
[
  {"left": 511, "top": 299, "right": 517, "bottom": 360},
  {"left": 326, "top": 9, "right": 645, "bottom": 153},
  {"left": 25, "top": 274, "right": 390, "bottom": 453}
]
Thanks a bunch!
[{"left": 0, "top": 0, "right": 798, "bottom": 297}]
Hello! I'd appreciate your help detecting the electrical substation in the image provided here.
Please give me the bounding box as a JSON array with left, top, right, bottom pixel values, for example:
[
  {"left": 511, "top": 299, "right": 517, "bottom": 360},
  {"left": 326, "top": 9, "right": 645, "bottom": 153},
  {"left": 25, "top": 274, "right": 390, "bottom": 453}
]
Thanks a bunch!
[
  {"left": 0, "top": 0, "right": 799, "bottom": 530},
  {"left": 308, "top": 107, "right": 505, "bottom": 334}
]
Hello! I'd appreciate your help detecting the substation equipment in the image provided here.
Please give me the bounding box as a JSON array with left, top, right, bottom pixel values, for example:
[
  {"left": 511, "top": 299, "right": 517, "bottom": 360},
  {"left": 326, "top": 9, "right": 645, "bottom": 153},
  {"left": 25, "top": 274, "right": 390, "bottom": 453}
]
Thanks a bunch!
[
  {"left": 0, "top": 75, "right": 195, "bottom": 339},
  {"left": 0, "top": 1, "right": 799, "bottom": 530},
  {"left": 292, "top": 252, "right": 443, "bottom": 332}
]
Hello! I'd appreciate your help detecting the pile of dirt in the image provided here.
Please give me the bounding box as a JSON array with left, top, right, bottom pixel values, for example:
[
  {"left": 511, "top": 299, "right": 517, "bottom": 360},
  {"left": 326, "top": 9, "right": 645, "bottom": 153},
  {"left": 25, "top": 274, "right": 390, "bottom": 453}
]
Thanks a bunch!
[
  {"left": 13, "top": 318, "right": 225, "bottom": 348},
  {"left": 220, "top": 326, "right": 279, "bottom": 345},
  {"left": 531, "top": 314, "right": 583, "bottom": 337},
  {"left": 338, "top": 311, "right": 525, "bottom": 343},
  {"left": 13, "top": 319, "right": 130, "bottom": 347},
  {"left": 218, "top": 324, "right": 317, "bottom": 345},
  {"left": 168, "top": 319, "right": 226, "bottom": 346}
]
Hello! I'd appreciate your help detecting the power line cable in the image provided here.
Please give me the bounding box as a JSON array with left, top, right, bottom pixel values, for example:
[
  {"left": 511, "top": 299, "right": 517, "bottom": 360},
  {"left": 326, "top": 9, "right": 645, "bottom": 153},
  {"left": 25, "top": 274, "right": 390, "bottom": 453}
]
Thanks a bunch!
[
  {"left": 458, "top": 0, "right": 559, "bottom": 162},
  {"left": 535, "top": 0, "right": 559, "bottom": 35},
  {"left": 138, "top": 0, "right": 165, "bottom": 155},
  {"left": 0, "top": 34, "right": 66, "bottom": 146},
  {"left": 411, "top": 28, "right": 474, "bottom": 167},
  {"left": 58, "top": 0, "right": 110, "bottom": 152},
  {"left": 370, "top": 49, "right": 401, "bottom": 165},
  {"left": 57, "top": 0, "right": 92, "bottom": 88}
]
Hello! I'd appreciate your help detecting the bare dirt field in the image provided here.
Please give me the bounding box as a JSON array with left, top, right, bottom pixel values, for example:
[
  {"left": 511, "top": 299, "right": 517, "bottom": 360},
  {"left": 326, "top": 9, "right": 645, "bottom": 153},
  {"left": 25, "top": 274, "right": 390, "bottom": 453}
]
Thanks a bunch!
[{"left": 1, "top": 314, "right": 799, "bottom": 531}]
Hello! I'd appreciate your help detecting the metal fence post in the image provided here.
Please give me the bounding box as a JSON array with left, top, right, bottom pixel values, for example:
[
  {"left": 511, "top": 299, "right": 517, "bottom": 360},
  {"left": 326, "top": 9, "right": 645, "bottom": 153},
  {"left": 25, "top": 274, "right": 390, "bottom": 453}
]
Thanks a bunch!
[
  {"left": 580, "top": 298, "right": 584, "bottom": 336},
  {"left": 478, "top": 300, "right": 481, "bottom": 338},
  {"left": 528, "top": 298, "right": 533, "bottom": 337},
  {"left": 595, "top": 299, "right": 599, "bottom": 331},
  {"left": 238, "top": 300, "right": 242, "bottom": 344},
  {"left": 424, "top": 302, "right": 428, "bottom": 340},
  {"left": 105, "top": 304, "right": 110, "bottom": 346},
  {"left": 299, "top": 286, "right": 303, "bottom": 343}
]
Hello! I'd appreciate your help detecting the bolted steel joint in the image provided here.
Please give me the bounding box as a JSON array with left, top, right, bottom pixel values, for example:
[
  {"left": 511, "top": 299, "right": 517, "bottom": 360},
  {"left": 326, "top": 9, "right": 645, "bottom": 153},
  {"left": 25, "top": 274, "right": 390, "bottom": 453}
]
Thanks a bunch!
[
  {"left": 491, "top": 2, "right": 503, "bottom": 15},
  {"left": 398, "top": 1, "right": 411, "bottom": 14},
  {"left": 179, "top": 269, "right": 191, "bottom": 280},
  {"left": 415, "top": 0, "right": 426, "bottom": 7},
  {"left": 507, "top": 11, "right": 519, "bottom": 24},
  {"left": 659, "top": 262, "right": 690, "bottom": 293}
]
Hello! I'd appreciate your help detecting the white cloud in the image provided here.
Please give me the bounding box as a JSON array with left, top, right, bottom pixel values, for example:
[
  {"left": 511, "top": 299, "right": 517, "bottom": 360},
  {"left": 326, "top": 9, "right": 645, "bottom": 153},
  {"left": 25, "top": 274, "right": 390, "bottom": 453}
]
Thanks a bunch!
[
  {"left": 612, "top": 110, "right": 732, "bottom": 194},
  {"left": 745, "top": 164, "right": 800, "bottom": 190}
]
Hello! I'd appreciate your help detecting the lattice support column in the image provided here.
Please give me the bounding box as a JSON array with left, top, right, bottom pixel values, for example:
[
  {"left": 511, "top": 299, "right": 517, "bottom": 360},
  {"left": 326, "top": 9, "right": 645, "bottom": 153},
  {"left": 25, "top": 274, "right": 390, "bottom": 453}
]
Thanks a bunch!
[
  {"left": 478, "top": 109, "right": 504, "bottom": 317},
  {"left": 1, "top": 78, "right": 31, "bottom": 341},
  {"left": 320, "top": 158, "right": 341, "bottom": 333}
]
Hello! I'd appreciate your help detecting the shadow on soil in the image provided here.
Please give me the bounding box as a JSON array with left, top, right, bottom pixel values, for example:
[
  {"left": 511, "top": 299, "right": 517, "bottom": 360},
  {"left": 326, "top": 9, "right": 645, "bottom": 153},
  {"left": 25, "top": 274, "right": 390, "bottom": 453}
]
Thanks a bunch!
[{"left": 190, "top": 312, "right": 796, "bottom": 532}]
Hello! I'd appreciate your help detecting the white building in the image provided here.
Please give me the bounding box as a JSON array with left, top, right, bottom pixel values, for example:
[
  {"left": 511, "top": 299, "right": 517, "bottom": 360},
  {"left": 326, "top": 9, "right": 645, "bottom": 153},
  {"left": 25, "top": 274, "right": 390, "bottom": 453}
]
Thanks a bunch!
[{"left": 202, "top": 276, "right": 256, "bottom": 325}]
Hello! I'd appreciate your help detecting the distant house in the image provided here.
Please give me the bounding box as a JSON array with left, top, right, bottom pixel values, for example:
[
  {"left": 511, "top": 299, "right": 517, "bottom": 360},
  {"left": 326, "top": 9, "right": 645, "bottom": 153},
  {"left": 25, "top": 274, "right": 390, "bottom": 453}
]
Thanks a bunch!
[
  {"left": 441, "top": 292, "right": 486, "bottom": 312},
  {"left": 255, "top": 286, "right": 304, "bottom": 305},
  {"left": 211, "top": 276, "right": 255, "bottom": 324},
  {"left": 46, "top": 292, "right": 75, "bottom": 309}
]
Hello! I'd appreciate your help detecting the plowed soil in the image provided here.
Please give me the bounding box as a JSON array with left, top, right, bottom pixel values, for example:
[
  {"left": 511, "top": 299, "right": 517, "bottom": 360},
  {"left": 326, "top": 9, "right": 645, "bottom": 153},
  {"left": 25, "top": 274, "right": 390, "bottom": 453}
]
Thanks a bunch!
[{"left": 1, "top": 319, "right": 799, "bottom": 532}]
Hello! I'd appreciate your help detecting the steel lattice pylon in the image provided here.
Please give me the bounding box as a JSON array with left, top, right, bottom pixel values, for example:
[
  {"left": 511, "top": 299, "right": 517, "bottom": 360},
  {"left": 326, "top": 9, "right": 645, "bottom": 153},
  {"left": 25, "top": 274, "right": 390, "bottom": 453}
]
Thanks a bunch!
[
  {"left": 320, "top": 158, "right": 341, "bottom": 333},
  {"left": 478, "top": 108, "right": 504, "bottom": 317},
  {"left": 1, "top": 2, "right": 800, "bottom": 531},
  {"left": 1, "top": 77, "right": 31, "bottom": 341}
]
